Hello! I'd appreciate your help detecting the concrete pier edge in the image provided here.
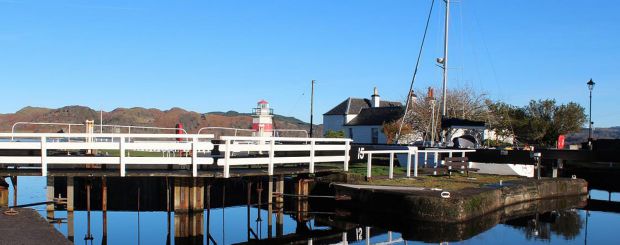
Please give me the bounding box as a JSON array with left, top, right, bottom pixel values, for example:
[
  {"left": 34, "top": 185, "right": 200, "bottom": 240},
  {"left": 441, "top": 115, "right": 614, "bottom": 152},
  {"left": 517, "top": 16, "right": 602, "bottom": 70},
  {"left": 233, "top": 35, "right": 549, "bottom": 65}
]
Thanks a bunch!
[{"left": 329, "top": 175, "right": 588, "bottom": 223}]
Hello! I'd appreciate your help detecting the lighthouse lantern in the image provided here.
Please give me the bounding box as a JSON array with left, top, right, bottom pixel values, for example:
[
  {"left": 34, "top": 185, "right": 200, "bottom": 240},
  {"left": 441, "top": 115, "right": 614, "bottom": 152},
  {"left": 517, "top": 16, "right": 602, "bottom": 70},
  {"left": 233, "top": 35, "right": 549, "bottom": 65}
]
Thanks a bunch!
[{"left": 252, "top": 100, "right": 274, "bottom": 137}]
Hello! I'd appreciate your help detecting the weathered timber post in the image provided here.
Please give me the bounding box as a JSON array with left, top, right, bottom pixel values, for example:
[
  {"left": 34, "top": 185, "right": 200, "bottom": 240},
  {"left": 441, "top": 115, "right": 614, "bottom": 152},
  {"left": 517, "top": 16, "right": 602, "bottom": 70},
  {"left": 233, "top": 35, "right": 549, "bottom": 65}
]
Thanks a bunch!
[
  {"left": 267, "top": 177, "right": 273, "bottom": 238},
  {"left": 174, "top": 177, "right": 204, "bottom": 242},
  {"left": 174, "top": 210, "right": 204, "bottom": 243},
  {"left": 190, "top": 178, "right": 204, "bottom": 212},
  {"left": 256, "top": 181, "right": 263, "bottom": 239},
  {"left": 67, "top": 211, "right": 75, "bottom": 242},
  {"left": 295, "top": 178, "right": 311, "bottom": 222},
  {"left": 174, "top": 177, "right": 205, "bottom": 211},
  {"left": 206, "top": 183, "right": 214, "bottom": 245},
  {"left": 102, "top": 177, "right": 108, "bottom": 242},
  {"left": 85, "top": 181, "right": 93, "bottom": 241},
  {"left": 246, "top": 181, "right": 252, "bottom": 241},
  {"left": 0, "top": 187, "right": 7, "bottom": 208},
  {"left": 66, "top": 177, "right": 74, "bottom": 212},
  {"left": 46, "top": 176, "right": 54, "bottom": 219},
  {"left": 275, "top": 176, "right": 284, "bottom": 237},
  {"left": 275, "top": 175, "right": 284, "bottom": 204},
  {"left": 174, "top": 178, "right": 189, "bottom": 211}
]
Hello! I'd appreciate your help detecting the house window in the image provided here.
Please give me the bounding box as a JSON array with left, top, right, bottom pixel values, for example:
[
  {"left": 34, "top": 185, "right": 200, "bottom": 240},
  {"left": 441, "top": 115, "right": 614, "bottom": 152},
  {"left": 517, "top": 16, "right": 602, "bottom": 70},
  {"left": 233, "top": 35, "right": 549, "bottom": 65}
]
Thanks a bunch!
[
  {"left": 348, "top": 128, "right": 353, "bottom": 139},
  {"left": 371, "top": 128, "right": 378, "bottom": 144}
]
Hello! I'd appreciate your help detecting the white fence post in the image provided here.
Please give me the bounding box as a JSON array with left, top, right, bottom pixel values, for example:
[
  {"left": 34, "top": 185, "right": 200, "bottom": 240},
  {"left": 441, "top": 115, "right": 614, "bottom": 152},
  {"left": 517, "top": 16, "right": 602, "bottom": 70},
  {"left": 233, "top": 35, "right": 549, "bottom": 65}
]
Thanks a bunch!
[
  {"left": 434, "top": 152, "right": 439, "bottom": 168},
  {"left": 414, "top": 149, "right": 419, "bottom": 177},
  {"left": 344, "top": 140, "right": 350, "bottom": 171},
  {"left": 120, "top": 136, "right": 126, "bottom": 177},
  {"left": 268, "top": 139, "right": 275, "bottom": 176},
  {"left": 389, "top": 153, "right": 394, "bottom": 179},
  {"left": 224, "top": 139, "right": 231, "bottom": 178},
  {"left": 309, "top": 139, "right": 315, "bottom": 174},
  {"left": 406, "top": 151, "right": 412, "bottom": 178},
  {"left": 366, "top": 153, "right": 372, "bottom": 179},
  {"left": 41, "top": 136, "right": 47, "bottom": 176},
  {"left": 192, "top": 137, "right": 198, "bottom": 177}
]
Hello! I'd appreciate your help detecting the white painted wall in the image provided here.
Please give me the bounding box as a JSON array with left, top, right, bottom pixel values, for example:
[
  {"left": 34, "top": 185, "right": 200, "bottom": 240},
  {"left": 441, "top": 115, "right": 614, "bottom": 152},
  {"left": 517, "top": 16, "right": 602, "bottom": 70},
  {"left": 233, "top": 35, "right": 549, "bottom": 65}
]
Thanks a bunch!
[
  {"left": 323, "top": 115, "right": 345, "bottom": 135},
  {"left": 344, "top": 125, "right": 387, "bottom": 144}
]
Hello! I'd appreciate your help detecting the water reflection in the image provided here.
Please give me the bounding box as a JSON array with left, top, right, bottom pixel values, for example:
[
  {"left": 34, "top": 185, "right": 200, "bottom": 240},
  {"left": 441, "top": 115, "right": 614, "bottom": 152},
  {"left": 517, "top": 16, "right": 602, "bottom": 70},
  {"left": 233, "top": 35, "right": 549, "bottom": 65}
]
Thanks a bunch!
[
  {"left": 3, "top": 175, "right": 620, "bottom": 244},
  {"left": 313, "top": 195, "right": 587, "bottom": 243}
]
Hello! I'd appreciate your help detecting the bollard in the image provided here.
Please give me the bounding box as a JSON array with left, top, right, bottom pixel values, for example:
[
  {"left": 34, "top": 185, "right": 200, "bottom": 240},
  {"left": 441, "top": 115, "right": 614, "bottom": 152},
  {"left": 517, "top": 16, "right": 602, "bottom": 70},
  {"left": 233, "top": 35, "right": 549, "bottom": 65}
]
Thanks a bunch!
[{"left": 532, "top": 152, "right": 542, "bottom": 179}]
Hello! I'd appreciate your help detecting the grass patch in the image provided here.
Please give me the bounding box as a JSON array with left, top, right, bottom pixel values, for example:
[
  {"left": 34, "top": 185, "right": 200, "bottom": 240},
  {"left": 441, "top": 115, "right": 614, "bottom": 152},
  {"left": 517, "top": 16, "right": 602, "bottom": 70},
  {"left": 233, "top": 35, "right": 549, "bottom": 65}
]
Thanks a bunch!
[
  {"left": 347, "top": 163, "right": 406, "bottom": 176},
  {"left": 361, "top": 174, "right": 520, "bottom": 191},
  {"left": 344, "top": 163, "right": 522, "bottom": 191}
]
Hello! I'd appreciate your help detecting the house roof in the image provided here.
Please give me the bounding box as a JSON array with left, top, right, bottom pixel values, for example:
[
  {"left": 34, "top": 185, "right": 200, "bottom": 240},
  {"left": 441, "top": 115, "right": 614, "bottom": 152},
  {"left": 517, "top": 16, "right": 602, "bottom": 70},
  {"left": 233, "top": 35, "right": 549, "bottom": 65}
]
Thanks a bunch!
[
  {"left": 323, "top": 97, "right": 402, "bottom": 115},
  {"left": 345, "top": 106, "right": 404, "bottom": 126}
]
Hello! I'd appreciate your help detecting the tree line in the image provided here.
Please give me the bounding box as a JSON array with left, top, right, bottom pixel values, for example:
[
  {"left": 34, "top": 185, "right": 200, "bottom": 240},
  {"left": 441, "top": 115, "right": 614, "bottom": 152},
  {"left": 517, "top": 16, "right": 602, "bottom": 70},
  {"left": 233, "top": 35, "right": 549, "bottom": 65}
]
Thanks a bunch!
[{"left": 383, "top": 87, "right": 586, "bottom": 147}]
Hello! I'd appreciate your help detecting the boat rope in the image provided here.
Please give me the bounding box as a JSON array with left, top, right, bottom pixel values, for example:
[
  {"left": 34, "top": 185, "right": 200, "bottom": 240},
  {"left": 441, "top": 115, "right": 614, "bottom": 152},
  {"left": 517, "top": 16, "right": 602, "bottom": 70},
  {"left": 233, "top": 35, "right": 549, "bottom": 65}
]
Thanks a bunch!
[{"left": 396, "top": 0, "right": 436, "bottom": 142}]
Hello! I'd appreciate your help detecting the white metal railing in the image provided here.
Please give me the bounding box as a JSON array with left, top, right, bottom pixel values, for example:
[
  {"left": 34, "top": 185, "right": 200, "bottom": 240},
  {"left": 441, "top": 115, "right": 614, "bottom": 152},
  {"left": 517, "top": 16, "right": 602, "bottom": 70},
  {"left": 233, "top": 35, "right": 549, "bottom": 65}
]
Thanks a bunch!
[
  {"left": 12, "top": 122, "right": 189, "bottom": 134},
  {"left": 358, "top": 148, "right": 476, "bottom": 179},
  {"left": 11, "top": 122, "right": 188, "bottom": 139},
  {"left": 217, "top": 136, "right": 352, "bottom": 178},
  {"left": 101, "top": 125, "right": 188, "bottom": 134},
  {"left": 197, "top": 127, "right": 309, "bottom": 138},
  {"left": 0, "top": 133, "right": 214, "bottom": 177},
  {"left": 358, "top": 147, "right": 417, "bottom": 179},
  {"left": 11, "top": 122, "right": 84, "bottom": 140},
  {"left": 197, "top": 127, "right": 253, "bottom": 136}
]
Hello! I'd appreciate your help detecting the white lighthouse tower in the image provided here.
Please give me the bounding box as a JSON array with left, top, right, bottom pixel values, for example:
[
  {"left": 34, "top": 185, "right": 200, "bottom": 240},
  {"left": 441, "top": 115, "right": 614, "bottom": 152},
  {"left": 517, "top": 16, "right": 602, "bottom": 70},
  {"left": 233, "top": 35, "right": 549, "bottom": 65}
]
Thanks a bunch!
[{"left": 252, "top": 100, "right": 274, "bottom": 137}]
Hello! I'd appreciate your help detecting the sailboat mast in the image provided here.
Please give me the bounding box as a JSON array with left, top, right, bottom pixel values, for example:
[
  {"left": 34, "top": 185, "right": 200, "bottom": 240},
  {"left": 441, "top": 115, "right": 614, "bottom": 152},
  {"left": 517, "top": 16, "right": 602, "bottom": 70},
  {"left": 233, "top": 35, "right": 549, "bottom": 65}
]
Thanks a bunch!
[
  {"left": 441, "top": 0, "right": 450, "bottom": 117},
  {"left": 310, "top": 80, "right": 315, "bottom": 137}
]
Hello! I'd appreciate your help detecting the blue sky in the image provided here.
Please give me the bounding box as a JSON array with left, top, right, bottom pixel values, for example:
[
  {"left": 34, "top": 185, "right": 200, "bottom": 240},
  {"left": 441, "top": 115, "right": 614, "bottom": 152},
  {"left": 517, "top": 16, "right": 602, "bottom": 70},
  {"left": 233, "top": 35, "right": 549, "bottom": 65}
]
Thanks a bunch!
[{"left": 1, "top": 0, "right": 618, "bottom": 126}]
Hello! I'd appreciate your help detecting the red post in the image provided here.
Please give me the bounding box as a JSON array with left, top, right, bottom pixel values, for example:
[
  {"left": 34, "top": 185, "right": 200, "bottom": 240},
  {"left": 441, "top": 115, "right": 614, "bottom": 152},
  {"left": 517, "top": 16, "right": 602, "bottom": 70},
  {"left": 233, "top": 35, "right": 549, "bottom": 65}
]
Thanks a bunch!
[{"left": 557, "top": 135, "right": 565, "bottom": 149}]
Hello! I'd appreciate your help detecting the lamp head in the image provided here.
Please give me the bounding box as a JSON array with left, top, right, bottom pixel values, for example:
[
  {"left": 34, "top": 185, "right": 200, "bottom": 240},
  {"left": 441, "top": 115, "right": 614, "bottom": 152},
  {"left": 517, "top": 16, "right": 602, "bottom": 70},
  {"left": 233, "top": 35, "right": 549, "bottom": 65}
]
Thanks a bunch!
[{"left": 587, "top": 79, "right": 595, "bottom": 91}]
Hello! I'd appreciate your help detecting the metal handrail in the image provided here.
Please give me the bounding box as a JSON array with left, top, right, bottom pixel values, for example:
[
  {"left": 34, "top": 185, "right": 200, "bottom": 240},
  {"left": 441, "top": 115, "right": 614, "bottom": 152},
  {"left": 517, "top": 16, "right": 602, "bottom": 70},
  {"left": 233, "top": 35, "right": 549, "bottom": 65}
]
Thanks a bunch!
[
  {"left": 10, "top": 122, "right": 188, "bottom": 140},
  {"left": 220, "top": 136, "right": 352, "bottom": 142},
  {"left": 101, "top": 124, "right": 188, "bottom": 134},
  {"left": 197, "top": 127, "right": 309, "bottom": 137},
  {"left": 2, "top": 133, "right": 213, "bottom": 139},
  {"left": 197, "top": 126, "right": 253, "bottom": 136}
]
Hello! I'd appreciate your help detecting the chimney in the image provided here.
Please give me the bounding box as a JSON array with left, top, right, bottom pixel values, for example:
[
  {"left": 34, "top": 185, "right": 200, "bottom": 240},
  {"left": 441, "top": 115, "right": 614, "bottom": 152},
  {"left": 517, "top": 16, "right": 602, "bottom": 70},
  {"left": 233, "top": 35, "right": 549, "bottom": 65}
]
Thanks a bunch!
[{"left": 371, "top": 87, "right": 381, "bottom": 108}]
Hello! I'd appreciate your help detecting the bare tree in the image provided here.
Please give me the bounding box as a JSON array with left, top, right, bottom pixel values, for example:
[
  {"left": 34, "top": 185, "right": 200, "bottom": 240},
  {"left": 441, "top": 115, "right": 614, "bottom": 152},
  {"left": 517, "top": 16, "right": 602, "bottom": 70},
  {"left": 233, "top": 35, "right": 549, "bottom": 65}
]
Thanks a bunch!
[{"left": 398, "top": 86, "right": 490, "bottom": 143}]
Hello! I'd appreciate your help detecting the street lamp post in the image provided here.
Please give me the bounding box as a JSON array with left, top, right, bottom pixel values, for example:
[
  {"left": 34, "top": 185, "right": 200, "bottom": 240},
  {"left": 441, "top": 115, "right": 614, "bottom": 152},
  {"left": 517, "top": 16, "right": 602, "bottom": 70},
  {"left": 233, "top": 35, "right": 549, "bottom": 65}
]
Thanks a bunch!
[{"left": 587, "top": 79, "right": 595, "bottom": 149}]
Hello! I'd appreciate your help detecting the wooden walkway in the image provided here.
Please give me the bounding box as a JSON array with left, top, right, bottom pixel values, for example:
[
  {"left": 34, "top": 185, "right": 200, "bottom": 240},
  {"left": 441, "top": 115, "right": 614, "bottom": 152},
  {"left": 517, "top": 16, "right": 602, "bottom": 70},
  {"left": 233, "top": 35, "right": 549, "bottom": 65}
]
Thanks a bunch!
[
  {"left": 0, "top": 165, "right": 343, "bottom": 178},
  {"left": 0, "top": 208, "right": 70, "bottom": 245}
]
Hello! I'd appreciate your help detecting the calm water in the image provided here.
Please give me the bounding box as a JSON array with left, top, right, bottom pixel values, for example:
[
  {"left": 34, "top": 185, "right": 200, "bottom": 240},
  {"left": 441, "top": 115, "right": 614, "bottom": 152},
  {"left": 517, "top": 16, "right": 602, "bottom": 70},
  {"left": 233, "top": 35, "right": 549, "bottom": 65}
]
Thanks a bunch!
[{"left": 4, "top": 176, "right": 620, "bottom": 245}]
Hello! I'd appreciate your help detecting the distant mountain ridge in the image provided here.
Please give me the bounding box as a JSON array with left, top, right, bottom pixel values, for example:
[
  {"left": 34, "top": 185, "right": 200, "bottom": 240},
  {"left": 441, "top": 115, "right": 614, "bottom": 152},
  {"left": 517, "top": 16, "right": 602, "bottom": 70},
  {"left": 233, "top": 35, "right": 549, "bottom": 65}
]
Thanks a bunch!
[
  {"left": 565, "top": 127, "right": 620, "bottom": 145},
  {"left": 0, "top": 105, "right": 321, "bottom": 136}
]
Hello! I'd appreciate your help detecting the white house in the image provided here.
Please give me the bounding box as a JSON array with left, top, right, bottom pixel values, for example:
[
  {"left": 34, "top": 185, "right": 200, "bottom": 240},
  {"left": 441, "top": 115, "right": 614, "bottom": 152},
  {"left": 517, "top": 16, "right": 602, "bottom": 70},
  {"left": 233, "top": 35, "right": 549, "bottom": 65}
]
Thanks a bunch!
[{"left": 323, "top": 88, "right": 403, "bottom": 144}]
